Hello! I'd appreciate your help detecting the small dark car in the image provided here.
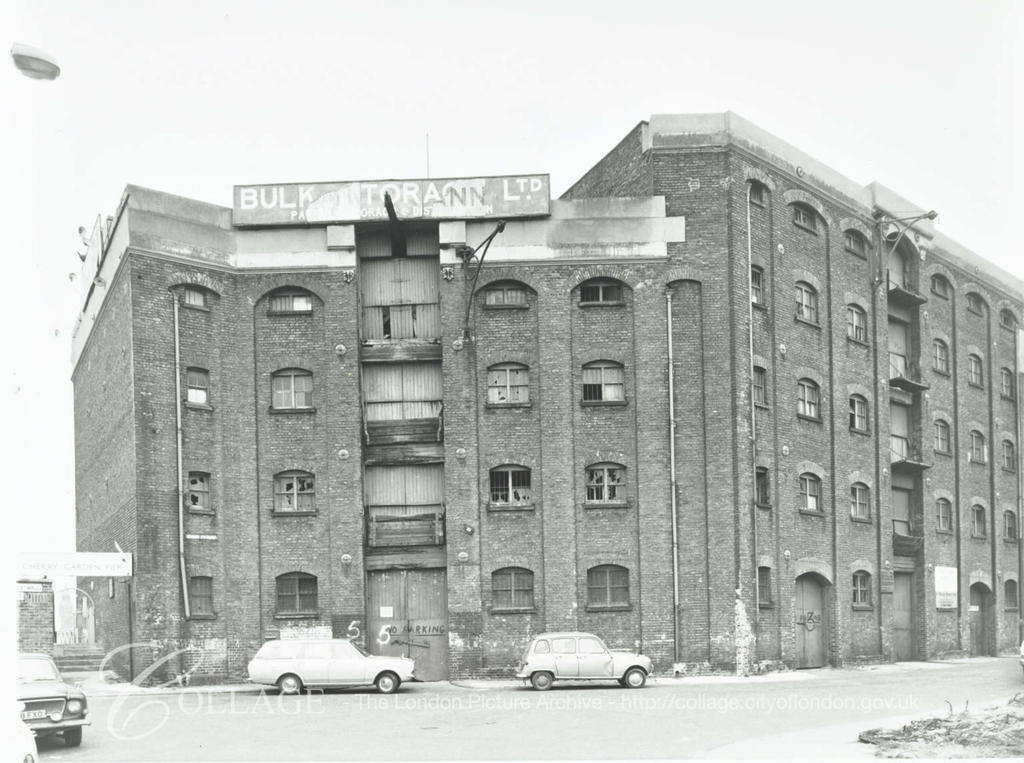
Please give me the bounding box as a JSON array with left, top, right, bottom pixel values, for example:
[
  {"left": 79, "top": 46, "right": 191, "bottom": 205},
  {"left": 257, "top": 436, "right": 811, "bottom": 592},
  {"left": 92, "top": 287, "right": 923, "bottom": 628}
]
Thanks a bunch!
[{"left": 17, "top": 653, "right": 90, "bottom": 747}]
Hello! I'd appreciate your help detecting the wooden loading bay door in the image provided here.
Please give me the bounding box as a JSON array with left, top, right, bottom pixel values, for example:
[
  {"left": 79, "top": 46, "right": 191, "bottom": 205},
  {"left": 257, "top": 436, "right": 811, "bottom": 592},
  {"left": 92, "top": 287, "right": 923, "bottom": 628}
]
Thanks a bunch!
[
  {"left": 893, "top": 572, "right": 916, "bottom": 660},
  {"left": 795, "top": 574, "right": 828, "bottom": 668},
  {"left": 366, "top": 568, "right": 449, "bottom": 681}
]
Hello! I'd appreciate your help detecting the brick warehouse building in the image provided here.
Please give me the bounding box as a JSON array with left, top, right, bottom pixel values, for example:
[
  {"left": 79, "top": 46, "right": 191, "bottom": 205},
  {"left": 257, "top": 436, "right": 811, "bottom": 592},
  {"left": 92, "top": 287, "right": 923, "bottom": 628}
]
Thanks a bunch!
[{"left": 73, "top": 113, "right": 1024, "bottom": 682}]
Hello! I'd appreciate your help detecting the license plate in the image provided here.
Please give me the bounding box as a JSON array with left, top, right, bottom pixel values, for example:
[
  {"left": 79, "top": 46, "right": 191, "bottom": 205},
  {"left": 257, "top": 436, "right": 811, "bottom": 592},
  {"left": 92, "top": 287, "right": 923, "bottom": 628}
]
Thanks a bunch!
[{"left": 21, "top": 709, "right": 47, "bottom": 720}]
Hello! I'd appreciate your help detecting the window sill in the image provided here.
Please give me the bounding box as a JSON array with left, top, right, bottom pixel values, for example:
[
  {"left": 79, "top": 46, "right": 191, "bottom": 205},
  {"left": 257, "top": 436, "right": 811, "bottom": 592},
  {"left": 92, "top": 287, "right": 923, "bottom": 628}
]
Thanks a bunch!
[
  {"left": 936, "top": 528, "right": 954, "bottom": 536},
  {"left": 487, "top": 503, "right": 535, "bottom": 512},
  {"left": 579, "top": 301, "right": 626, "bottom": 308},
  {"left": 274, "top": 612, "right": 320, "bottom": 620},
  {"left": 967, "top": 382, "right": 984, "bottom": 390},
  {"left": 188, "top": 613, "right": 217, "bottom": 621},
  {"left": 758, "top": 602, "right": 774, "bottom": 609},
  {"left": 849, "top": 427, "right": 870, "bottom": 437},
  {"left": 269, "top": 407, "right": 317, "bottom": 415},
  {"left": 1002, "top": 467, "right": 1017, "bottom": 474},
  {"left": 851, "top": 516, "right": 872, "bottom": 524},
  {"left": 933, "top": 369, "right": 951, "bottom": 378},
  {"left": 1003, "top": 537, "right": 1019, "bottom": 544},
  {"left": 489, "top": 607, "right": 536, "bottom": 615},
  {"left": 967, "top": 308, "right": 983, "bottom": 317},
  {"left": 970, "top": 534, "right": 988, "bottom": 540},
  {"left": 934, "top": 449, "right": 952, "bottom": 457},
  {"left": 852, "top": 604, "right": 873, "bottom": 612},
  {"left": 485, "top": 402, "right": 532, "bottom": 409},
  {"left": 583, "top": 501, "right": 630, "bottom": 510},
  {"left": 188, "top": 508, "right": 215, "bottom": 516},
  {"left": 1001, "top": 394, "right": 1016, "bottom": 402},
  {"left": 754, "top": 402, "right": 769, "bottom": 411},
  {"left": 585, "top": 604, "right": 632, "bottom": 613},
  {"left": 752, "top": 301, "right": 768, "bottom": 312},
  {"left": 845, "top": 247, "right": 867, "bottom": 260},
  {"left": 755, "top": 502, "right": 772, "bottom": 510},
  {"left": 795, "top": 317, "right": 821, "bottom": 329},
  {"left": 968, "top": 459, "right": 987, "bottom": 466},
  {"left": 181, "top": 303, "right": 211, "bottom": 313},
  {"left": 580, "top": 399, "right": 628, "bottom": 408},
  {"left": 184, "top": 402, "right": 213, "bottom": 412},
  {"left": 846, "top": 337, "right": 870, "bottom": 348},
  {"left": 931, "top": 291, "right": 949, "bottom": 300},
  {"left": 271, "top": 510, "right": 318, "bottom": 517},
  {"left": 482, "top": 303, "right": 529, "bottom": 311},
  {"left": 797, "top": 414, "right": 822, "bottom": 424},
  {"left": 799, "top": 509, "right": 825, "bottom": 517},
  {"left": 267, "top": 310, "right": 313, "bottom": 317},
  {"left": 793, "top": 221, "right": 818, "bottom": 235}
]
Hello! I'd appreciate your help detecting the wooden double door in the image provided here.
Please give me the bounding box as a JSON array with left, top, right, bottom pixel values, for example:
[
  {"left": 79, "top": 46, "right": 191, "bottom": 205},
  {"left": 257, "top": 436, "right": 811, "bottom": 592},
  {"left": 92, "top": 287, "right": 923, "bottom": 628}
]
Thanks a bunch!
[{"left": 366, "top": 568, "right": 449, "bottom": 681}]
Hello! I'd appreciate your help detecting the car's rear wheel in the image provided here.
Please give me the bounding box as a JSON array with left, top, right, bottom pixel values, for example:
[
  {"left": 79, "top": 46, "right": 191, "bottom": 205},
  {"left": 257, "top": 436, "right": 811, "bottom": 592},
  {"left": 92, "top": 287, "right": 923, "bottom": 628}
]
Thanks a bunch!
[
  {"left": 530, "top": 671, "right": 554, "bottom": 691},
  {"left": 622, "top": 667, "right": 647, "bottom": 689},
  {"left": 64, "top": 727, "right": 83, "bottom": 747},
  {"left": 375, "top": 671, "right": 400, "bottom": 694},
  {"left": 277, "top": 673, "right": 303, "bottom": 695}
]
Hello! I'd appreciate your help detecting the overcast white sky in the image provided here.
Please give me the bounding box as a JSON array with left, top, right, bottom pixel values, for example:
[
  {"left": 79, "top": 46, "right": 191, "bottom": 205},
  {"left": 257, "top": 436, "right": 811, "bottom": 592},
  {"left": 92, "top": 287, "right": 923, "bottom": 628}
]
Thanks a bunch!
[{"left": 1, "top": 1, "right": 1020, "bottom": 575}]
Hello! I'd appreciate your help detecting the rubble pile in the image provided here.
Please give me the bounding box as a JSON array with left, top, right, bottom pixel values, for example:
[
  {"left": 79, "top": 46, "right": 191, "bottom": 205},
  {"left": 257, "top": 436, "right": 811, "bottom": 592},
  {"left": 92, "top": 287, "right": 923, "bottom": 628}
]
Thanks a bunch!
[{"left": 860, "top": 694, "right": 1024, "bottom": 758}]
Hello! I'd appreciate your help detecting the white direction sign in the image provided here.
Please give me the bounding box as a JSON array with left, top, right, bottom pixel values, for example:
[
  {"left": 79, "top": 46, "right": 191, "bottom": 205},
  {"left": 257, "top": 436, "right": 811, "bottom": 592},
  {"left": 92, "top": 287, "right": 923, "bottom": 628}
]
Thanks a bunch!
[{"left": 18, "top": 552, "right": 133, "bottom": 578}]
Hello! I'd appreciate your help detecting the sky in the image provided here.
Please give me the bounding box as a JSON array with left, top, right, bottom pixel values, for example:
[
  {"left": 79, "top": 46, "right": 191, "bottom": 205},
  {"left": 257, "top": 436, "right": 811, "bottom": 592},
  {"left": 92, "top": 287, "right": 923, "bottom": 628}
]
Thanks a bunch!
[{"left": 0, "top": 0, "right": 1020, "bottom": 591}]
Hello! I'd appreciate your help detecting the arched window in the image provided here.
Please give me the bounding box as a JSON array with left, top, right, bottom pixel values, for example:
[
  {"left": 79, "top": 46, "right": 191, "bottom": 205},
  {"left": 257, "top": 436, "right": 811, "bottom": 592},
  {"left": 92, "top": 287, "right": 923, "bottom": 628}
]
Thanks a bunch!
[
  {"left": 1004, "top": 511, "right": 1019, "bottom": 541},
  {"left": 484, "top": 281, "right": 529, "bottom": 307},
  {"left": 271, "top": 368, "right": 314, "bottom": 409},
  {"left": 579, "top": 279, "right": 624, "bottom": 305},
  {"left": 491, "top": 567, "right": 534, "bottom": 609},
  {"left": 186, "top": 367, "right": 210, "bottom": 405},
  {"left": 585, "top": 463, "right": 625, "bottom": 504},
  {"left": 967, "top": 354, "right": 983, "bottom": 387},
  {"left": 971, "top": 504, "right": 987, "bottom": 537},
  {"left": 268, "top": 288, "right": 313, "bottom": 314},
  {"left": 932, "top": 339, "right": 950, "bottom": 374},
  {"left": 930, "top": 274, "right": 950, "bottom": 299},
  {"left": 792, "top": 204, "right": 817, "bottom": 233},
  {"left": 748, "top": 181, "right": 767, "bottom": 206},
  {"left": 967, "top": 292, "right": 985, "bottom": 316},
  {"left": 844, "top": 231, "right": 867, "bottom": 259},
  {"left": 795, "top": 282, "right": 819, "bottom": 324},
  {"left": 1001, "top": 368, "right": 1015, "bottom": 399},
  {"left": 850, "top": 483, "right": 870, "bottom": 520},
  {"left": 935, "top": 498, "right": 953, "bottom": 532},
  {"left": 797, "top": 378, "right": 820, "bottom": 419},
  {"left": 1000, "top": 309, "right": 1018, "bottom": 330},
  {"left": 581, "top": 361, "right": 625, "bottom": 402},
  {"left": 750, "top": 266, "right": 765, "bottom": 305},
  {"left": 275, "top": 572, "right": 317, "bottom": 614},
  {"left": 489, "top": 465, "right": 532, "bottom": 507},
  {"left": 1005, "top": 579, "right": 1019, "bottom": 610},
  {"left": 969, "top": 431, "right": 987, "bottom": 463},
  {"left": 852, "top": 571, "right": 872, "bottom": 607},
  {"left": 849, "top": 395, "right": 869, "bottom": 432},
  {"left": 799, "top": 473, "right": 821, "bottom": 513},
  {"left": 487, "top": 363, "right": 530, "bottom": 404},
  {"left": 1003, "top": 440, "right": 1017, "bottom": 472},
  {"left": 274, "top": 470, "right": 316, "bottom": 513},
  {"left": 181, "top": 286, "right": 209, "bottom": 309},
  {"left": 846, "top": 304, "right": 868, "bottom": 343},
  {"left": 933, "top": 419, "right": 951, "bottom": 454},
  {"left": 189, "top": 576, "right": 214, "bottom": 616},
  {"left": 586, "top": 565, "right": 630, "bottom": 607}
]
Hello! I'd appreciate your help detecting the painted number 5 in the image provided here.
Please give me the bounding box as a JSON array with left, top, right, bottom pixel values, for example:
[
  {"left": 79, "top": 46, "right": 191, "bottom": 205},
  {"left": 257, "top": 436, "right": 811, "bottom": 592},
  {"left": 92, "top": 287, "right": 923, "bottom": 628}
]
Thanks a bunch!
[{"left": 346, "top": 620, "right": 361, "bottom": 640}]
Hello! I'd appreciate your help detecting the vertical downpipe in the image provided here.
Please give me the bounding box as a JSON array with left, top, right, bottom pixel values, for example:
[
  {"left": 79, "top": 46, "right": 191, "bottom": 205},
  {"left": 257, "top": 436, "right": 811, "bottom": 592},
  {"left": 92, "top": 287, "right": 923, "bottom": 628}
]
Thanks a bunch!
[
  {"left": 172, "top": 297, "right": 191, "bottom": 620},
  {"left": 746, "top": 184, "right": 759, "bottom": 615},
  {"left": 951, "top": 291, "right": 963, "bottom": 651},
  {"left": 666, "top": 290, "right": 681, "bottom": 665}
]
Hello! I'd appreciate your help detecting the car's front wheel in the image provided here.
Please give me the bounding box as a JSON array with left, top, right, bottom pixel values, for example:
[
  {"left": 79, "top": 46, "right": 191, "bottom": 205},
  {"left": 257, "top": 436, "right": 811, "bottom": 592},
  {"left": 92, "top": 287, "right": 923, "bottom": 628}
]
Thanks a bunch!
[
  {"left": 530, "top": 671, "right": 554, "bottom": 691},
  {"left": 64, "top": 727, "right": 83, "bottom": 747},
  {"left": 622, "top": 667, "right": 647, "bottom": 689},
  {"left": 277, "top": 673, "right": 303, "bottom": 695},
  {"left": 375, "top": 672, "right": 400, "bottom": 694}
]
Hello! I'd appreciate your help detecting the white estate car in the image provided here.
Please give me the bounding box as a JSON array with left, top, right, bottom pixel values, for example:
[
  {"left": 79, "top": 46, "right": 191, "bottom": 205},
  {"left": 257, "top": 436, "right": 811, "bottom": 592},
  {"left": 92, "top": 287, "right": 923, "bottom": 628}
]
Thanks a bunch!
[
  {"left": 247, "top": 639, "right": 415, "bottom": 694},
  {"left": 515, "top": 632, "right": 653, "bottom": 690}
]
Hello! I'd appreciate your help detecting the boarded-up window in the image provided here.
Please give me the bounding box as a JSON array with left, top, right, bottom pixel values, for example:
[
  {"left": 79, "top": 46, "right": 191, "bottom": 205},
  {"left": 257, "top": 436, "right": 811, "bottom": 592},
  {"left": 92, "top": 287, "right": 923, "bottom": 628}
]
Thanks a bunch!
[
  {"left": 363, "top": 362, "right": 442, "bottom": 420},
  {"left": 359, "top": 258, "right": 441, "bottom": 340},
  {"left": 364, "top": 464, "right": 444, "bottom": 546}
]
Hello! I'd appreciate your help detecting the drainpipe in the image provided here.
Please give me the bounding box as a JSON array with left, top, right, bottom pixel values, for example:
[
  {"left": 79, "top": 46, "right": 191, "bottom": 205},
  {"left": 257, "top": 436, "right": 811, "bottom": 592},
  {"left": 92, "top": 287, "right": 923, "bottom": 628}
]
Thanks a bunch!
[
  {"left": 746, "top": 184, "right": 759, "bottom": 616},
  {"left": 666, "top": 290, "right": 681, "bottom": 665},
  {"left": 172, "top": 297, "right": 191, "bottom": 620}
]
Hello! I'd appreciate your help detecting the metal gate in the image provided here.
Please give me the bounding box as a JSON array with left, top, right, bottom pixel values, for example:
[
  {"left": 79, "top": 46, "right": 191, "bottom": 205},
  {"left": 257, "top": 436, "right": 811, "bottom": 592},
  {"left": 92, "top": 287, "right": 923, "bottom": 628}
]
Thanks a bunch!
[{"left": 366, "top": 568, "right": 449, "bottom": 681}]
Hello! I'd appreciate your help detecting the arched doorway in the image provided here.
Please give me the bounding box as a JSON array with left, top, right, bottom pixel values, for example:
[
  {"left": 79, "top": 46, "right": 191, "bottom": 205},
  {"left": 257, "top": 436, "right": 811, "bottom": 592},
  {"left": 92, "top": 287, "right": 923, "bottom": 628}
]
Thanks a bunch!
[
  {"left": 969, "top": 583, "right": 994, "bottom": 656},
  {"left": 795, "top": 573, "right": 830, "bottom": 668}
]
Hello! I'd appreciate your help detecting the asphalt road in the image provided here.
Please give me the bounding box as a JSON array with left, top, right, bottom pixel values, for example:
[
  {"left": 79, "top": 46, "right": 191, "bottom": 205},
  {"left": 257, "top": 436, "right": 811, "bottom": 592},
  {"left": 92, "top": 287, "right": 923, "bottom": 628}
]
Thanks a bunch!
[{"left": 36, "top": 657, "right": 1023, "bottom": 761}]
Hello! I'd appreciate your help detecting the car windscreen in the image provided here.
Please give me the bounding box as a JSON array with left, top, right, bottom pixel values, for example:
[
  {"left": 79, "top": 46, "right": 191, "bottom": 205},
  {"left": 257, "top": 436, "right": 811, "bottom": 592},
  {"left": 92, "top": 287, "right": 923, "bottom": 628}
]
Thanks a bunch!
[{"left": 18, "top": 658, "right": 60, "bottom": 681}]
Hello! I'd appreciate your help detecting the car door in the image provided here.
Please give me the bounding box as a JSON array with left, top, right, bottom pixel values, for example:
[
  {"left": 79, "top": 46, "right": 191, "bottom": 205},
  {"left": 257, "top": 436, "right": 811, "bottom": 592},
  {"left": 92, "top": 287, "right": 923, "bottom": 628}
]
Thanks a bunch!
[
  {"left": 551, "top": 637, "right": 578, "bottom": 678},
  {"left": 576, "top": 636, "right": 614, "bottom": 678},
  {"left": 329, "top": 641, "right": 367, "bottom": 685},
  {"left": 300, "top": 642, "right": 332, "bottom": 686}
]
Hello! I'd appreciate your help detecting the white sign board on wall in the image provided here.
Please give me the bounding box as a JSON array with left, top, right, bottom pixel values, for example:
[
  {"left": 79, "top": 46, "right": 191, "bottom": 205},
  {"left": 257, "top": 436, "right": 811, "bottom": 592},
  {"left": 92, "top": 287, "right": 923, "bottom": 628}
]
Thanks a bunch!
[
  {"left": 934, "top": 566, "right": 958, "bottom": 609},
  {"left": 18, "top": 552, "right": 133, "bottom": 578}
]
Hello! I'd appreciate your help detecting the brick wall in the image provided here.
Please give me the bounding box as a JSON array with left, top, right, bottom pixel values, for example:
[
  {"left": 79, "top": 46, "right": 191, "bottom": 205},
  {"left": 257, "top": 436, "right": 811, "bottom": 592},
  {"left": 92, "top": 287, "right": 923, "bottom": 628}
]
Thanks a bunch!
[{"left": 17, "top": 580, "right": 54, "bottom": 653}]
